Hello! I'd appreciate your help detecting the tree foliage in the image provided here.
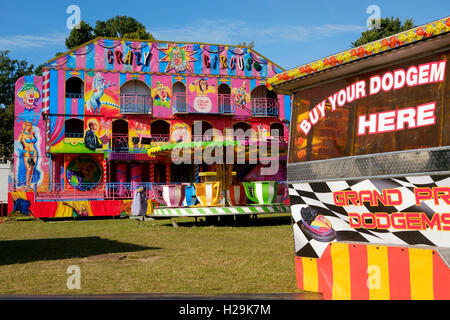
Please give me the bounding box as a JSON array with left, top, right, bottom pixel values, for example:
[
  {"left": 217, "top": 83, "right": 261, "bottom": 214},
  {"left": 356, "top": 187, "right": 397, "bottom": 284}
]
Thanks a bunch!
[
  {"left": 0, "top": 105, "right": 15, "bottom": 162},
  {"left": 65, "top": 16, "right": 154, "bottom": 50},
  {"left": 351, "top": 17, "right": 415, "bottom": 47},
  {"left": 0, "top": 50, "right": 35, "bottom": 106}
]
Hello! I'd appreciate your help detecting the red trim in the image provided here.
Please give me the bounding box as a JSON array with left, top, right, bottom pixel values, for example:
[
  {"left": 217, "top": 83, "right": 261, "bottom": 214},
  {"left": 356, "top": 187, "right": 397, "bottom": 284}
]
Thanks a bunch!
[
  {"left": 295, "top": 256, "right": 304, "bottom": 291},
  {"left": 387, "top": 246, "right": 411, "bottom": 300},
  {"left": 348, "top": 243, "right": 369, "bottom": 300},
  {"left": 317, "top": 244, "right": 333, "bottom": 299},
  {"left": 432, "top": 250, "right": 450, "bottom": 300}
]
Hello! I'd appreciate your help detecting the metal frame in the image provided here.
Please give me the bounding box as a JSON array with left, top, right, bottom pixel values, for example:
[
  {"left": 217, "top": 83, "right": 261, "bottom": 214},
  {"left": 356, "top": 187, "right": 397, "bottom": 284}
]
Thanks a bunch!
[{"left": 287, "top": 146, "right": 450, "bottom": 183}]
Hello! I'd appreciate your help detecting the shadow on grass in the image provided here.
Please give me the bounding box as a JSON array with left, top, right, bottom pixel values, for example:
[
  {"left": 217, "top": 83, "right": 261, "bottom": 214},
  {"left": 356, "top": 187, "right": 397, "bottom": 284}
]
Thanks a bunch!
[
  {"left": 0, "top": 237, "right": 160, "bottom": 266},
  {"left": 156, "top": 214, "right": 293, "bottom": 228}
]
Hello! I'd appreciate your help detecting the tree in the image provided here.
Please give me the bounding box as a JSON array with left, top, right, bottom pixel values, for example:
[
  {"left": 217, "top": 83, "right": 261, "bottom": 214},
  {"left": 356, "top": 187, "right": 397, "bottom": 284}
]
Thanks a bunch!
[
  {"left": 0, "top": 50, "right": 35, "bottom": 106},
  {"left": 0, "top": 104, "right": 15, "bottom": 162},
  {"left": 65, "top": 20, "right": 95, "bottom": 50},
  {"left": 351, "top": 17, "right": 415, "bottom": 47},
  {"left": 65, "top": 16, "right": 154, "bottom": 50}
]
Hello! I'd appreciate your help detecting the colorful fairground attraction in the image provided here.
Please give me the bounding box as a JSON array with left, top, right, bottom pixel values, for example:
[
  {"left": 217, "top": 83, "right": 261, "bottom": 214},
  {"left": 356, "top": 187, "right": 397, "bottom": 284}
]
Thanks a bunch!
[
  {"left": 7, "top": 38, "right": 291, "bottom": 220},
  {"left": 271, "top": 16, "right": 450, "bottom": 300}
]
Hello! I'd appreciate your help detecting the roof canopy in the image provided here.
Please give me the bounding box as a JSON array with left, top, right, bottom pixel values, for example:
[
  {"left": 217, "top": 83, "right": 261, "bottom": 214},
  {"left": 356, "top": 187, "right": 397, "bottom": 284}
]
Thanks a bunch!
[
  {"left": 269, "top": 17, "right": 450, "bottom": 94},
  {"left": 43, "top": 38, "right": 284, "bottom": 78}
]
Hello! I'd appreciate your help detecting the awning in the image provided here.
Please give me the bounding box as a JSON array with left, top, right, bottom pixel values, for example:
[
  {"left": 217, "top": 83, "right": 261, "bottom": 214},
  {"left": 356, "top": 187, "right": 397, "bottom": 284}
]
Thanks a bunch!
[{"left": 147, "top": 140, "right": 240, "bottom": 156}]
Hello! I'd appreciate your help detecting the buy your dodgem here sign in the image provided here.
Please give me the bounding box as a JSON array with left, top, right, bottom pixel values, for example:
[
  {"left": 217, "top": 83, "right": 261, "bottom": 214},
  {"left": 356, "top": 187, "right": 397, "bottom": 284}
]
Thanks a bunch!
[{"left": 298, "top": 60, "right": 446, "bottom": 136}]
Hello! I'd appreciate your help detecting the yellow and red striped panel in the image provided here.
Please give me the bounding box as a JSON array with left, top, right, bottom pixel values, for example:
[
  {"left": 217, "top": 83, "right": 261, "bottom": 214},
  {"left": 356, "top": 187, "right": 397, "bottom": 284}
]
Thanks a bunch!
[{"left": 295, "top": 243, "right": 450, "bottom": 300}]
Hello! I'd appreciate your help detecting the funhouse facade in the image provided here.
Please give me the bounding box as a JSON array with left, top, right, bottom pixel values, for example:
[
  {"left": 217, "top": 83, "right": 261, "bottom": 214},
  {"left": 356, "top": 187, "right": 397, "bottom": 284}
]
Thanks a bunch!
[{"left": 9, "top": 38, "right": 291, "bottom": 218}]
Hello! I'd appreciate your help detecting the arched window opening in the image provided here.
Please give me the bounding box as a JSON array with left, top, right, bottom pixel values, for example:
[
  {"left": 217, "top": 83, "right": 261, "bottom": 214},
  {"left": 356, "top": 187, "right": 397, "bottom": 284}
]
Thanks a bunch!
[
  {"left": 251, "top": 85, "right": 278, "bottom": 117},
  {"left": 112, "top": 119, "right": 129, "bottom": 152},
  {"left": 172, "top": 82, "right": 187, "bottom": 113},
  {"left": 65, "top": 118, "right": 84, "bottom": 138},
  {"left": 191, "top": 121, "right": 214, "bottom": 142},
  {"left": 218, "top": 83, "right": 233, "bottom": 114},
  {"left": 120, "top": 80, "right": 152, "bottom": 114},
  {"left": 151, "top": 120, "right": 170, "bottom": 142},
  {"left": 270, "top": 123, "right": 285, "bottom": 141},
  {"left": 65, "top": 77, "right": 84, "bottom": 99},
  {"left": 232, "top": 122, "right": 252, "bottom": 142}
]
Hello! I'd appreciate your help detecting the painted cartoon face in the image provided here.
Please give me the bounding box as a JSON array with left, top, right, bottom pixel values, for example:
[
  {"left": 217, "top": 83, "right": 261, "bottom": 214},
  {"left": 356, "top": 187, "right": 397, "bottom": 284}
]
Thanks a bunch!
[
  {"left": 25, "top": 90, "right": 37, "bottom": 107},
  {"left": 172, "top": 126, "right": 189, "bottom": 142},
  {"left": 18, "top": 83, "right": 40, "bottom": 110},
  {"left": 24, "top": 121, "right": 33, "bottom": 132},
  {"left": 199, "top": 79, "right": 207, "bottom": 91},
  {"left": 172, "top": 49, "right": 183, "bottom": 66}
]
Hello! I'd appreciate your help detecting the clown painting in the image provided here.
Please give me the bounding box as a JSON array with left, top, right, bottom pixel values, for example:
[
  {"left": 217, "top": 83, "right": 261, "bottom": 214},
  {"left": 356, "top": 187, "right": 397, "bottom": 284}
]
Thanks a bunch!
[
  {"left": 151, "top": 81, "right": 171, "bottom": 109},
  {"left": 159, "top": 44, "right": 197, "bottom": 73},
  {"left": 17, "top": 121, "right": 41, "bottom": 190},
  {"left": 17, "top": 83, "right": 40, "bottom": 110},
  {"left": 231, "top": 81, "right": 250, "bottom": 111}
]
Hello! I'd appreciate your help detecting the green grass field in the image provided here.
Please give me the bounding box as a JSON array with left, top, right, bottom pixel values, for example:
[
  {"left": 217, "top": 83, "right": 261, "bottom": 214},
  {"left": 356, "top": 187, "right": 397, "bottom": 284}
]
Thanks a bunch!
[{"left": 0, "top": 214, "right": 299, "bottom": 295}]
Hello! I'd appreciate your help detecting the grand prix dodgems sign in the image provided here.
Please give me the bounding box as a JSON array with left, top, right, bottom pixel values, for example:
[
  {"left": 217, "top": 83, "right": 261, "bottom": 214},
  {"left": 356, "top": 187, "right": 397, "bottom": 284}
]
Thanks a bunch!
[{"left": 289, "top": 174, "right": 450, "bottom": 258}]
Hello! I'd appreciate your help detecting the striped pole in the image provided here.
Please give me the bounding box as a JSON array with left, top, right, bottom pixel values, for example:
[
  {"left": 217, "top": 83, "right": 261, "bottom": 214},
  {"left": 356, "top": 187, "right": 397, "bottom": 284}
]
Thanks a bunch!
[
  {"left": 150, "top": 163, "right": 155, "bottom": 182},
  {"left": 195, "top": 164, "right": 200, "bottom": 183},
  {"left": 165, "top": 164, "right": 170, "bottom": 183},
  {"left": 42, "top": 69, "right": 50, "bottom": 113},
  {"left": 42, "top": 69, "right": 50, "bottom": 154},
  {"left": 103, "top": 158, "right": 107, "bottom": 194}
]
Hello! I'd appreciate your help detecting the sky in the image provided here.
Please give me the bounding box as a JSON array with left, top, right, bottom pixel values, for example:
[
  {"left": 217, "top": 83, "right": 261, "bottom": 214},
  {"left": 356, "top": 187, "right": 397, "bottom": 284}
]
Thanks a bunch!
[{"left": 0, "top": 0, "right": 449, "bottom": 70}]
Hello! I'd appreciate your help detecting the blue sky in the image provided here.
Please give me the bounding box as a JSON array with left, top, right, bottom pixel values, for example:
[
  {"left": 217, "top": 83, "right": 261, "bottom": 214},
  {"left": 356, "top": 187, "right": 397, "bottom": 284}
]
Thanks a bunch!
[{"left": 0, "top": 0, "right": 449, "bottom": 70}]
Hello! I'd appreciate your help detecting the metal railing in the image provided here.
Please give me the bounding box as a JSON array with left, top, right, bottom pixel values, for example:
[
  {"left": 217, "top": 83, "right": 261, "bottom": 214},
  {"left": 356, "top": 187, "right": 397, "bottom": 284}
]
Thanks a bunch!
[
  {"left": 149, "top": 134, "right": 170, "bottom": 143},
  {"left": 65, "top": 93, "right": 83, "bottom": 99},
  {"left": 251, "top": 98, "right": 279, "bottom": 117},
  {"left": 32, "top": 181, "right": 290, "bottom": 204},
  {"left": 65, "top": 132, "right": 84, "bottom": 138},
  {"left": 218, "top": 94, "right": 234, "bottom": 114},
  {"left": 120, "top": 93, "right": 152, "bottom": 114},
  {"left": 111, "top": 134, "right": 129, "bottom": 152},
  {"left": 172, "top": 93, "right": 188, "bottom": 113},
  {"left": 173, "top": 93, "right": 235, "bottom": 114}
]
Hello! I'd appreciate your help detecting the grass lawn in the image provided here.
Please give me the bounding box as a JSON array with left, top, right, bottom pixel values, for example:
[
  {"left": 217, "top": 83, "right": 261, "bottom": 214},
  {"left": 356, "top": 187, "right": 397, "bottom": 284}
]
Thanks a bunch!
[{"left": 0, "top": 214, "right": 299, "bottom": 295}]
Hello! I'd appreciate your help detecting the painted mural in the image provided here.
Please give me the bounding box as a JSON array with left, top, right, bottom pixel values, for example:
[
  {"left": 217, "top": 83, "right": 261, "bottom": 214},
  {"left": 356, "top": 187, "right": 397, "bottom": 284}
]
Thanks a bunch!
[
  {"left": 10, "top": 39, "right": 290, "bottom": 218},
  {"left": 171, "top": 121, "right": 191, "bottom": 143},
  {"left": 14, "top": 76, "right": 48, "bottom": 192},
  {"left": 65, "top": 154, "right": 104, "bottom": 190},
  {"left": 85, "top": 71, "right": 119, "bottom": 116},
  {"left": 151, "top": 79, "right": 172, "bottom": 112},
  {"left": 159, "top": 43, "right": 197, "bottom": 73},
  {"left": 188, "top": 77, "right": 217, "bottom": 113}
]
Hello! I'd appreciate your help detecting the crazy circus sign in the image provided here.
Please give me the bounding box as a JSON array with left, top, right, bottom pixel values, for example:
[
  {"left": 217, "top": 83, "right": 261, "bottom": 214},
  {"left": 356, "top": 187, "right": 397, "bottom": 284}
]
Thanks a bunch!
[{"left": 298, "top": 60, "right": 447, "bottom": 136}]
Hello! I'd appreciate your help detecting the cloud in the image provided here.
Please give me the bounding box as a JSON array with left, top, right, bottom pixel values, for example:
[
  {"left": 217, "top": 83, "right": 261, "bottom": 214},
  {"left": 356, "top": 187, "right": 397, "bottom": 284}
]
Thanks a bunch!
[
  {"left": 0, "top": 33, "right": 67, "bottom": 51},
  {"left": 151, "top": 19, "right": 365, "bottom": 45}
]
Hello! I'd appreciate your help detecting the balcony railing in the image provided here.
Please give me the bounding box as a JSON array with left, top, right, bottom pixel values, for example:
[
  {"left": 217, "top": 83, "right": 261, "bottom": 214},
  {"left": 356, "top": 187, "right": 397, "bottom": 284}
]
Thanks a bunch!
[
  {"left": 120, "top": 93, "right": 152, "bottom": 114},
  {"left": 172, "top": 93, "right": 235, "bottom": 114},
  {"left": 218, "top": 94, "right": 234, "bottom": 114},
  {"left": 111, "top": 134, "right": 129, "bottom": 152},
  {"left": 172, "top": 93, "right": 188, "bottom": 113},
  {"left": 149, "top": 134, "right": 170, "bottom": 143},
  {"left": 65, "top": 93, "right": 83, "bottom": 99},
  {"left": 65, "top": 132, "right": 84, "bottom": 138},
  {"left": 251, "top": 98, "right": 279, "bottom": 117}
]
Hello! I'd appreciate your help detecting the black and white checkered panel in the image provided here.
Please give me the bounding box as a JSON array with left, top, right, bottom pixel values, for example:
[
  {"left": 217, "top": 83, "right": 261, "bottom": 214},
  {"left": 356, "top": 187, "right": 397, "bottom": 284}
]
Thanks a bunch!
[{"left": 289, "top": 174, "right": 450, "bottom": 259}]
